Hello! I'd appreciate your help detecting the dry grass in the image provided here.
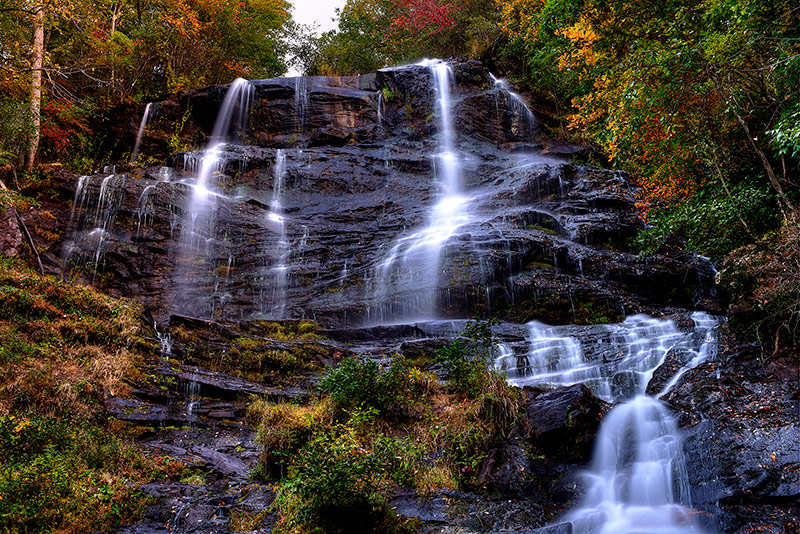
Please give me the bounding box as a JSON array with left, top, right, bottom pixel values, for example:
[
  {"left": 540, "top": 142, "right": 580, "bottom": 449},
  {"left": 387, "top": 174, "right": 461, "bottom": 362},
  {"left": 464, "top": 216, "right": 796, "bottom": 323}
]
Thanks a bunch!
[
  {"left": 416, "top": 462, "right": 459, "bottom": 494},
  {"left": 0, "top": 256, "right": 183, "bottom": 533}
]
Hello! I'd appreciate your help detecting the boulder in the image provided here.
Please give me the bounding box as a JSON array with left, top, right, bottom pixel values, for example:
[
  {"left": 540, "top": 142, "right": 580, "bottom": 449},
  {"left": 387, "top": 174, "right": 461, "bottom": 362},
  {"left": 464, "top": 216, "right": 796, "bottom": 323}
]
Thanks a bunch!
[{"left": 519, "top": 384, "right": 608, "bottom": 462}]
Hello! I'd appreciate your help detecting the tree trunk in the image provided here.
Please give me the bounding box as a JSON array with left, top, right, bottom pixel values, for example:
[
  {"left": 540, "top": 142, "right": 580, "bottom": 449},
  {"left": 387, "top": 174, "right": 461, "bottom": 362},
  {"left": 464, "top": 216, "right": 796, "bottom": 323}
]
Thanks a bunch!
[{"left": 25, "top": 6, "right": 44, "bottom": 173}]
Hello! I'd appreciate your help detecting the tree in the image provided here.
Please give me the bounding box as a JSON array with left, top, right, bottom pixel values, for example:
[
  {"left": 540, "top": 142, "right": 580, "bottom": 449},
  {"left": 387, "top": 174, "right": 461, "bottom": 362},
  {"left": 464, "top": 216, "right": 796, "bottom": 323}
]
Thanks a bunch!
[
  {"left": 0, "top": 0, "right": 294, "bottom": 170},
  {"left": 304, "top": 0, "right": 502, "bottom": 75}
]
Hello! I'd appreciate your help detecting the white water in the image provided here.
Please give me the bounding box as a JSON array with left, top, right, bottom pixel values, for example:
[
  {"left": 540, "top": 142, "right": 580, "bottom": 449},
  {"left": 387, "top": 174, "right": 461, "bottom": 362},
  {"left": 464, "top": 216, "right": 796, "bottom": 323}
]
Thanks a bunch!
[
  {"left": 497, "top": 313, "right": 719, "bottom": 533},
  {"left": 377, "top": 90, "right": 385, "bottom": 133},
  {"left": 176, "top": 78, "right": 254, "bottom": 316},
  {"left": 497, "top": 313, "right": 716, "bottom": 403},
  {"left": 489, "top": 73, "right": 536, "bottom": 139},
  {"left": 131, "top": 103, "right": 154, "bottom": 164},
  {"left": 367, "top": 60, "right": 471, "bottom": 323},
  {"left": 569, "top": 395, "right": 701, "bottom": 534},
  {"left": 63, "top": 173, "right": 127, "bottom": 283},
  {"left": 295, "top": 78, "right": 308, "bottom": 134},
  {"left": 265, "top": 149, "right": 290, "bottom": 318}
]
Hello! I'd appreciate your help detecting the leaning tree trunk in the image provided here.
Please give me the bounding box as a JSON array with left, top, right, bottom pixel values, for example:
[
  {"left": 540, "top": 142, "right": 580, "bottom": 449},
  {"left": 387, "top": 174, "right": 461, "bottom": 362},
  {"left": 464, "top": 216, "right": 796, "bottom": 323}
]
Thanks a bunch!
[{"left": 25, "top": 6, "right": 44, "bottom": 173}]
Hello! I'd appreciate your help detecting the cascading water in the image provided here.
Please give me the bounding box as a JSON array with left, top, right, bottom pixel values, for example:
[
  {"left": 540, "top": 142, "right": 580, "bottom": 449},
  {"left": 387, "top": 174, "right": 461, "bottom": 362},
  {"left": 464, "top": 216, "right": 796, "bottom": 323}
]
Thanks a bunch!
[
  {"left": 295, "top": 78, "right": 308, "bottom": 135},
  {"left": 175, "top": 78, "right": 254, "bottom": 317},
  {"left": 367, "top": 60, "right": 471, "bottom": 323},
  {"left": 264, "top": 149, "right": 290, "bottom": 318},
  {"left": 135, "top": 167, "right": 172, "bottom": 237},
  {"left": 131, "top": 102, "right": 155, "bottom": 164},
  {"left": 489, "top": 73, "right": 537, "bottom": 140},
  {"left": 63, "top": 173, "right": 127, "bottom": 283},
  {"left": 376, "top": 90, "right": 385, "bottom": 133},
  {"left": 495, "top": 313, "right": 719, "bottom": 533}
]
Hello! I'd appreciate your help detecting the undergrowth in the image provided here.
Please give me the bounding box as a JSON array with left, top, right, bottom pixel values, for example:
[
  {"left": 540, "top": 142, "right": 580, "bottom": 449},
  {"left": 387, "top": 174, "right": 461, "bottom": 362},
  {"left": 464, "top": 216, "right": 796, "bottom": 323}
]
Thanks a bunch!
[
  {"left": 0, "top": 256, "right": 184, "bottom": 533},
  {"left": 250, "top": 320, "right": 520, "bottom": 534}
]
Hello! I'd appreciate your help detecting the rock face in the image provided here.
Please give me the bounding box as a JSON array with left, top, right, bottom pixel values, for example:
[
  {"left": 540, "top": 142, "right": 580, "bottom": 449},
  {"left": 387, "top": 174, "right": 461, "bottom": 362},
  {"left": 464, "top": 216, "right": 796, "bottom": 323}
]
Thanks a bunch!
[
  {"left": 478, "top": 384, "right": 609, "bottom": 500},
  {"left": 664, "top": 349, "right": 800, "bottom": 534},
  {"left": 41, "top": 60, "right": 716, "bottom": 327},
  {"left": 0, "top": 209, "right": 22, "bottom": 257}
]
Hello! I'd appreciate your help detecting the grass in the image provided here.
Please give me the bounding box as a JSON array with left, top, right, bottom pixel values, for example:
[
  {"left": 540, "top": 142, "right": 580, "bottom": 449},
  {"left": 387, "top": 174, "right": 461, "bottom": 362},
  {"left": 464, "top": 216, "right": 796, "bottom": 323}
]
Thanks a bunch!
[
  {"left": 0, "top": 256, "right": 185, "bottom": 533},
  {"left": 169, "top": 320, "right": 326, "bottom": 384}
]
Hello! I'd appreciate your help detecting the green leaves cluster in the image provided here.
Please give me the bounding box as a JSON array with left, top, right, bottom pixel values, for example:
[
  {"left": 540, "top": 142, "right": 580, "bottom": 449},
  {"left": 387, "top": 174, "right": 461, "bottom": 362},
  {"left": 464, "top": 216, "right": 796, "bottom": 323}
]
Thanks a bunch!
[
  {"left": 436, "top": 319, "right": 498, "bottom": 397},
  {"left": 320, "top": 356, "right": 420, "bottom": 417}
]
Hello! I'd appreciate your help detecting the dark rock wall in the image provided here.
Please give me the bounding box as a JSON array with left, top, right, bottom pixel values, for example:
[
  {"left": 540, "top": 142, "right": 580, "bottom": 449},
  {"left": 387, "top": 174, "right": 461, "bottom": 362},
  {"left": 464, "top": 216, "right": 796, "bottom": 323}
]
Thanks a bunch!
[{"left": 44, "top": 61, "right": 717, "bottom": 326}]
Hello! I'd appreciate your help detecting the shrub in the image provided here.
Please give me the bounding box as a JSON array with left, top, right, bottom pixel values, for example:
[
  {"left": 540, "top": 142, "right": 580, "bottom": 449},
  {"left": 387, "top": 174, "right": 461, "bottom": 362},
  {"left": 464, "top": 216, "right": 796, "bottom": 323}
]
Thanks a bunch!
[
  {"left": 249, "top": 398, "right": 330, "bottom": 480},
  {"left": 635, "top": 184, "right": 779, "bottom": 258},
  {"left": 435, "top": 319, "right": 497, "bottom": 397},
  {"left": 320, "top": 355, "right": 419, "bottom": 417},
  {"left": 274, "top": 429, "right": 409, "bottom": 534}
]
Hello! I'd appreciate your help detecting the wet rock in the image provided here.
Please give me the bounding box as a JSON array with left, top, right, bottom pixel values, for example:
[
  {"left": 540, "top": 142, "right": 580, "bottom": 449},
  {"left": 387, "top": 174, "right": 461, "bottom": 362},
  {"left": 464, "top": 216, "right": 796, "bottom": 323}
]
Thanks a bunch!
[
  {"left": 38, "top": 59, "right": 718, "bottom": 328},
  {"left": 0, "top": 208, "right": 22, "bottom": 257},
  {"left": 477, "top": 438, "right": 532, "bottom": 492},
  {"left": 663, "top": 347, "right": 800, "bottom": 534},
  {"left": 519, "top": 384, "right": 608, "bottom": 462}
]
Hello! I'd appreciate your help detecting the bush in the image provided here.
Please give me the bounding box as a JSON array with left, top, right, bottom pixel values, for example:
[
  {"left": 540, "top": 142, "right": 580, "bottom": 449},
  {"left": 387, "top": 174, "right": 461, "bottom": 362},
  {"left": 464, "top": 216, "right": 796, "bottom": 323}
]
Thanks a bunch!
[
  {"left": 635, "top": 184, "right": 779, "bottom": 258},
  {"left": 320, "top": 355, "right": 419, "bottom": 417},
  {"left": 435, "top": 319, "right": 497, "bottom": 397},
  {"left": 249, "top": 398, "right": 329, "bottom": 480},
  {"left": 721, "top": 213, "right": 800, "bottom": 351},
  {"left": 274, "top": 429, "right": 410, "bottom": 534}
]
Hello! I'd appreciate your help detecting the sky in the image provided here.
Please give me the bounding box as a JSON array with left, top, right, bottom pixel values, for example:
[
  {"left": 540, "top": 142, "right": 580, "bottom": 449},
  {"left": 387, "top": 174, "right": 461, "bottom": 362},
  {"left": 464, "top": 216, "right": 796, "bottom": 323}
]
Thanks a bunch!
[
  {"left": 286, "top": 0, "right": 347, "bottom": 76},
  {"left": 293, "top": 0, "right": 346, "bottom": 34}
]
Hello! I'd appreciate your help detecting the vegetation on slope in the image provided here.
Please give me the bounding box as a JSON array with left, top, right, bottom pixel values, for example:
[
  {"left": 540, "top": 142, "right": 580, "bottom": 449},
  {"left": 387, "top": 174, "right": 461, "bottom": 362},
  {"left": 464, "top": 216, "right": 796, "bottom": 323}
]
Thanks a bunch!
[
  {"left": 0, "top": 256, "right": 184, "bottom": 533},
  {"left": 248, "top": 320, "right": 519, "bottom": 533}
]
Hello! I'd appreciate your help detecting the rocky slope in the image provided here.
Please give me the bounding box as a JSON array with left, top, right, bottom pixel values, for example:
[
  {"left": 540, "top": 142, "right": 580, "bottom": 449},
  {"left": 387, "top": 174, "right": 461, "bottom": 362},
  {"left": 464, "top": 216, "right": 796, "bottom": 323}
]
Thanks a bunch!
[{"left": 40, "top": 60, "right": 716, "bottom": 327}]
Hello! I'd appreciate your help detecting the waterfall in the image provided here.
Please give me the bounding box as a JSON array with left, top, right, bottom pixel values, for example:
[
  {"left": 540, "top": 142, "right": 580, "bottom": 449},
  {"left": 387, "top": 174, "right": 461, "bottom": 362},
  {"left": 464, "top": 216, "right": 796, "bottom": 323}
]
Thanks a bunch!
[
  {"left": 377, "top": 90, "right": 385, "bottom": 133},
  {"left": 295, "top": 78, "right": 308, "bottom": 135},
  {"left": 568, "top": 395, "right": 700, "bottom": 534},
  {"left": 498, "top": 313, "right": 719, "bottom": 533},
  {"left": 489, "top": 73, "right": 537, "bottom": 140},
  {"left": 63, "top": 173, "right": 127, "bottom": 284},
  {"left": 210, "top": 78, "right": 254, "bottom": 143},
  {"left": 175, "top": 78, "right": 254, "bottom": 317},
  {"left": 265, "top": 149, "right": 290, "bottom": 318},
  {"left": 367, "top": 59, "right": 471, "bottom": 323},
  {"left": 130, "top": 102, "right": 154, "bottom": 164}
]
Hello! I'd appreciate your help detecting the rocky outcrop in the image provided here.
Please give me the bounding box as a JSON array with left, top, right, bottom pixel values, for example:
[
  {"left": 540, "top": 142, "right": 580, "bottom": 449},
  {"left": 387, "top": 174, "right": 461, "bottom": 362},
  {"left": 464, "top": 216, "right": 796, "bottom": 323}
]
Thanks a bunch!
[
  {"left": 664, "top": 348, "right": 799, "bottom": 533},
  {"left": 37, "top": 60, "right": 717, "bottom": 328},
  {"left": 478, "top": 384, "right": 609, "bottom": 500},
  {"left": 0, "top": 208, "right": 22, "bottom": 257}
]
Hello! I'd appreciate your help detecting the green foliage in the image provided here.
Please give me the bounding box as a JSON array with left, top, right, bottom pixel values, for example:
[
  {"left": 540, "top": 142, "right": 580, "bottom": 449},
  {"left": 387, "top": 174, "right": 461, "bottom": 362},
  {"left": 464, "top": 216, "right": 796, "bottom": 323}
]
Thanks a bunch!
[
  {"left": 435, "top": 319, "right": 497, "bottom": 397},
  {"left": 0, "top": 256, "right": 181, "bottom": 532},
  {"left": 720, "top": 214, "right": 800, "bottom": 351},
  {"left": 304, "top": 0, "right": 502, "bottom": 76},
  {"left": 320, "top": 355, "right": 418, "bottom": 416},
  {"left": 274, "top": 428, "right": 409, "bottom": 534},
  {"left": 0, "top": 413, "right": 167, "bottom": 534},
  {"left": 636, "top": 185, "right": 779, "bottom": 258},
  {"left": 249, "top": 398, "right": 330, "bottom": 481}
]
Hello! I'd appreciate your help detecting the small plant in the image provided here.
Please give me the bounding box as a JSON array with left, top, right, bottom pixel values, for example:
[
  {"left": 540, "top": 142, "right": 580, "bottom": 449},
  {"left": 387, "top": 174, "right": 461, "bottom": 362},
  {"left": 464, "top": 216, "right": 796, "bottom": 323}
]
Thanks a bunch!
[
  {"left": 249, "top": 398, "right": 329, "bottom": 480},
  {"left": 320, "top": 355, "right": 419, "bottom": 418},
  {"left": 435, "top": 319, "right": 498, "bottom": 397}
]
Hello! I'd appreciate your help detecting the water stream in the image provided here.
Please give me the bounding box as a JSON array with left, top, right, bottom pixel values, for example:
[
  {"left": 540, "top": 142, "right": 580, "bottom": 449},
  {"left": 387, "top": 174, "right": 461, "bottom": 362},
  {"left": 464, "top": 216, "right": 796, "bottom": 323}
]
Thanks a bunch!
[
  {"left": 264, "top": 149, "right": 290, "bottom": 318},
  {"left": 367, "top": 60, "right": 471, "bottom": 323},
  {"left": 495, "top": 313, "right": 719, "bottom": 533},
  {"left": 175, "top": 78, "right": 254, "bottom": 316},
  {"left": 131, "top": 102, "right": 155, "bottom": 164}
]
